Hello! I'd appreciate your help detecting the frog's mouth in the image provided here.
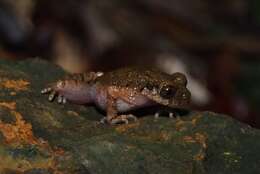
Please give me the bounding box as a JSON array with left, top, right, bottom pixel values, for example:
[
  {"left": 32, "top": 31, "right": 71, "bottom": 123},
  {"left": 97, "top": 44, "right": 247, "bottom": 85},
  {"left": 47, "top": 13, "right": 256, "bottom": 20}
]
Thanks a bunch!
[{"left": 141, "top": 87, "right": 191, "bottom": 109}]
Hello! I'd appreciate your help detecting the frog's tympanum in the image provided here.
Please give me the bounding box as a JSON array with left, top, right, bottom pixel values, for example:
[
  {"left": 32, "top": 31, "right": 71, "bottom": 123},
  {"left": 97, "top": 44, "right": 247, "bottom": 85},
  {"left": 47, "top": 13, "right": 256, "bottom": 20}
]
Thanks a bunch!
[{"left": 41, "top": 67, "right": 191, "bottom": 124}]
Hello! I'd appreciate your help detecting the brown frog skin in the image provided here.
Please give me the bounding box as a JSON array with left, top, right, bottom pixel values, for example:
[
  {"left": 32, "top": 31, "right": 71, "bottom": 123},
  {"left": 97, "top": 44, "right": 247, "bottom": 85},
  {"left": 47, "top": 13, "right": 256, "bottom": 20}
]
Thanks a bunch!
[{"left": 41, "top": 67, "right": 191, "bottom": 124}]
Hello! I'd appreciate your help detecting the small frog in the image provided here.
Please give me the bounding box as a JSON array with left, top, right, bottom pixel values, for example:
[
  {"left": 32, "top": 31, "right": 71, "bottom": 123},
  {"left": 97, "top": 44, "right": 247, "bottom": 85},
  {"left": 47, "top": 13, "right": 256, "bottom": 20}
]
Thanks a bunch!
[{"left": 41, "top": 67, "right": 191, "bottom": 124}]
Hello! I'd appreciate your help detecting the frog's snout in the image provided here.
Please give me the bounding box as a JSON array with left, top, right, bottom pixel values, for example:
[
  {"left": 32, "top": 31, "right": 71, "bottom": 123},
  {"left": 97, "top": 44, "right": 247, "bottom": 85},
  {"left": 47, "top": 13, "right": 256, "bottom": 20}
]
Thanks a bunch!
[{"left": 175, "top": 87, "right": 191, "bottom": 105}]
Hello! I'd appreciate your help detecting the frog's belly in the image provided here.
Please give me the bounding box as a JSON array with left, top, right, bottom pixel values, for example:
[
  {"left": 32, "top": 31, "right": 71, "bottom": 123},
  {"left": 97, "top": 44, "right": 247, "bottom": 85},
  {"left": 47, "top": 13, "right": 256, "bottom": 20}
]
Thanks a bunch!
[
  {"left": 96, "top": 93, "right": 155, "bottom": 112},
  {"left": 116, "top": 97, "right": 154, "bottom": 112}
]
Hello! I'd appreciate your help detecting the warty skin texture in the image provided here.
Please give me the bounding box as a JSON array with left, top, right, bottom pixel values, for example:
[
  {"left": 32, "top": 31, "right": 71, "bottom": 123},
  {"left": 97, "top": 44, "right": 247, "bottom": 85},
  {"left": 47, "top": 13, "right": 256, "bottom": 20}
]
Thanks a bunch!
[{"left": 41, "top": 67, "right": 191, "bottom": 124}]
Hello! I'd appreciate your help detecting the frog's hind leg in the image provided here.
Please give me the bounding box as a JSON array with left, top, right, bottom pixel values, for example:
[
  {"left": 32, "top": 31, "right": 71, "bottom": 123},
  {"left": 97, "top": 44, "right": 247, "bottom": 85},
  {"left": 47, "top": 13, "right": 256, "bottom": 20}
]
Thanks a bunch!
[
  {"left": 100, "top": 95, "right": 138, "bottom": 125},
  {"left": 100, "top": 87, "right": 138, "bottom": 125}
]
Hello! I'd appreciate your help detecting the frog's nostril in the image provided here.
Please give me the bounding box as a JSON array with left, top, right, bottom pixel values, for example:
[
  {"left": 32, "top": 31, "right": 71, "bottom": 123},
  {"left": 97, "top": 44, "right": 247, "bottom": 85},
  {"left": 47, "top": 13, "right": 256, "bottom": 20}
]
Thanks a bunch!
[
  {"left": 176, "top": 88, "right": 191, "bottom": 101},
  {"left": 182, "top": 93, "right": 189, "bottom": 100},
  {"left": 181, "top": 90, "right": 191, "bottom": 100}
]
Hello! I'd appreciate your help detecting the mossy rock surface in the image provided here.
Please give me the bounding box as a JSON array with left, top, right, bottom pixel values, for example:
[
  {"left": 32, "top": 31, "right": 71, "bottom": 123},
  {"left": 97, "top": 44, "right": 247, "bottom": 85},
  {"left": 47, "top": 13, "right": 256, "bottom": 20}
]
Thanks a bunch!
[{"left": 0, "top": 59, "right": 259, "bottom": 174}]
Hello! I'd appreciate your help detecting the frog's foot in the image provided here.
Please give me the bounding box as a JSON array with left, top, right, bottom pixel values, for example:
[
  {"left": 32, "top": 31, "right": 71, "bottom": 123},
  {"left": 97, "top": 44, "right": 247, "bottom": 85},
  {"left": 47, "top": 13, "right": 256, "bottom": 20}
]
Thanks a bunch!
[
  {"left": 100, "top": 114, "right": 138, "bottom": 125},
  {"left": 154, "top": 111, "right": 178, "bottom": 119},
  {"left": 41, "top": 88, "right": 67, "bottom": 104}
]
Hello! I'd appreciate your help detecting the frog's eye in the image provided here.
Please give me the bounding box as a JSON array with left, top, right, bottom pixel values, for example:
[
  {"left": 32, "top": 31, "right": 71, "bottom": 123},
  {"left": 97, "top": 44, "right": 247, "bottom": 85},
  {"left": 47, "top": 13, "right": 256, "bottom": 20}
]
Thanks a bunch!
[
  {"left": 160, "top": 85, "right": 176, "bottom": 99},
  {"left": 172, "top": 72, "right": 187, "bottom": 86}
]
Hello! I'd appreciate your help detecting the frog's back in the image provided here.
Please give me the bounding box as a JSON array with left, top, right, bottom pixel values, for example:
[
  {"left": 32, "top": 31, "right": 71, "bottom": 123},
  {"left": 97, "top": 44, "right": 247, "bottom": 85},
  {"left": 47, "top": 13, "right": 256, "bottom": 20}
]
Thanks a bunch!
[{"left": 97, "top": 67, "right": 174, "bottom": 89}]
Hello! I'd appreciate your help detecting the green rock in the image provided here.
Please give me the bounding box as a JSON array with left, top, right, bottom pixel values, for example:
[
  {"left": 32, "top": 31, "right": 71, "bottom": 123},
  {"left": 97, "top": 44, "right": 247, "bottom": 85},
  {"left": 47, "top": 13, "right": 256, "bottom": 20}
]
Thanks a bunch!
[{"left": 0, "top": 59, "right": 259, "bottom": 174}]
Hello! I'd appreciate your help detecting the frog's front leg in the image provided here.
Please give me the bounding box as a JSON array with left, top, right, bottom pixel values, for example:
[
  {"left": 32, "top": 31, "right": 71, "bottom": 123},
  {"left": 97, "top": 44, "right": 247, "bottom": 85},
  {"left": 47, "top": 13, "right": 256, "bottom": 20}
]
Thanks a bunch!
[
  {"left": 154, "top": 111, "right": 178, "bottom": 119},
  {"left": 100, "top": 87, "right": 137, "bottom": 125}
]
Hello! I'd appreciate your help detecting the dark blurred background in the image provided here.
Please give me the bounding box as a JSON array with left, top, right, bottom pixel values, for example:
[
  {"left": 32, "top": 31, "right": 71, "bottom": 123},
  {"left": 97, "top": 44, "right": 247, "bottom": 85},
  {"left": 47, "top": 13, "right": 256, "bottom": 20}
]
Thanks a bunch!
[{"left": 0, "top": 0, "right": 260, "bottom": 127}]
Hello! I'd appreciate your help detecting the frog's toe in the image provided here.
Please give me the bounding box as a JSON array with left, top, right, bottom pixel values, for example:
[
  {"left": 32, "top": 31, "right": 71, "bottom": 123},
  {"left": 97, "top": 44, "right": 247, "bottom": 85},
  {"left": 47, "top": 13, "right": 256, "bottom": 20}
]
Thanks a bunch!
[
  {"left": 41, "top": 87, "right": 52, "bottom": 94},
  {"left": 110, "top": 114, "right": 137, "bottom": 125},
  {"left": 126, "top": 114, "right": 138, "bottom": 122},
  {"left": 101, "top": 114, "right": 138, "bottom": 125},
  {"left": 41, "top": 87, "right": 58, "bottom": 102},
  {"left": 100, "top": 116, "right": 128, "bottom": 124},
  {"left": 154, "top": 111, "right": 165, "bottom": 118},
  {"left": 48, "top": 91, "right": 57, "bottom": 101},
  {"left": 169, "top": 112, "right": 178, "bottom": 118},
  {"left": 62, "top": 97, "right": 67, "bottom": 104},
  {"left": 57, "top": 95, "right": 64, "bottom": 104},
  {"left": 111, "top": 117, "right": 129, "bottom": 125},
  {"left": 154, "top": 112, "right": 160, "bottom": 119},
  {"left": 100, "top": 117, "right": 108, "bottom": 124}
]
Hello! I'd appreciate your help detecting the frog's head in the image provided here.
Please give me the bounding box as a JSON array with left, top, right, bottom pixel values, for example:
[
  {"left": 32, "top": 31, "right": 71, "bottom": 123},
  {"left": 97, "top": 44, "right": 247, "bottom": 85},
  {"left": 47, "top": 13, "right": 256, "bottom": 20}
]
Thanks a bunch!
[{"left": 141, "top": 72, "right": 191, "bottom": 108}]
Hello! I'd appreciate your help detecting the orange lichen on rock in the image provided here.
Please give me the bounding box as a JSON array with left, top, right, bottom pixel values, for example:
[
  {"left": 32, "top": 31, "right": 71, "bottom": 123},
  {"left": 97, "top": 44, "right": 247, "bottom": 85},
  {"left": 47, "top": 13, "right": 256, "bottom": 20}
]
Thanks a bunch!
[
  {"left": 194, "top": 133, "right": 207, "bottom": 161},
  {"left": 0, "top": 111, "right": 38, "bottom": 146},
  {"left": 191, "top": 115, "right": 202, "bottom": 126},
  {"left": 115, "top": 122, "right": 140, "bottom": 133},
  {"left": 0, "top": 101, "right": 38, "bottom": 146},
  {"left": 0, "top": 101, "right": 38, "bottom": 145},
  {"left": 183, "top": 136, "right": 197, "bottom": 143},
  {"left": 1, "top": 79, "right": 30, "bottom": 91},
  {"left": 0, "top": 101, "right": 60, "bottom": 151},
  {"left": 10, "top": 92, "right": 17, "bottom": 96},
  {"left": 175, "top": 118, "right": 188, "bottom": 131},
  {"left": 194, "top": 132, "right": 207, "bottom": 149},
  {"left": 194, "top": 152, "right": 206, "bottom": 161},
  {"left": 183, "top": 132, "right": 207, "bottom": 147},
  {"left": 0, "top": 110, "right": 65, "bottom": 173},
  {"left": 0, "top": 154, "right": 56, "bottom": 173},
  {"left": 67, "top": 110, "right": 80, "bottom": 117},
  {"left": 175, "top": 115, "right": 203, "bottom": 131},
  {"left": 183, "top": 132, "right": 207, "bottom": 161},
  {"left": 0, "top": 102, "right": 16, "bottom": 110},
  {"left": 157, "top": 131, "right": 171, "bottom": 141}
]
